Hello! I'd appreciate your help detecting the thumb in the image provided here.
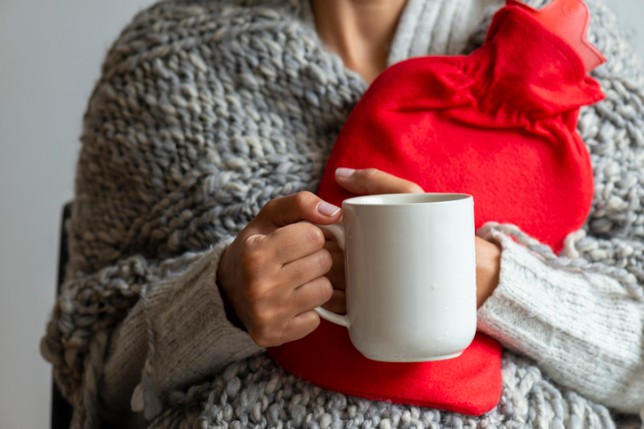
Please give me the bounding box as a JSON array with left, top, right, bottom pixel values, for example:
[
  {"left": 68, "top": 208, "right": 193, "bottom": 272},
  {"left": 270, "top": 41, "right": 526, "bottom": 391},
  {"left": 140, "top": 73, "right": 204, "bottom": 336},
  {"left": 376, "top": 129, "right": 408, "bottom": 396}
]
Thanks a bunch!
[{"left": 258, "top": 191, "right": 341, "bottom": 228}]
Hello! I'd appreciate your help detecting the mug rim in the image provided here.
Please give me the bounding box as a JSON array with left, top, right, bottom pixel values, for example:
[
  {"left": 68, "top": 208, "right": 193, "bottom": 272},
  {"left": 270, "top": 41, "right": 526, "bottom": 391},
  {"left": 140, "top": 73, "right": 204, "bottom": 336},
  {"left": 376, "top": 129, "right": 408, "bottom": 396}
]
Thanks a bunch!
[{"left": 342, "top": 193, "right": 472, "bottom": 207}]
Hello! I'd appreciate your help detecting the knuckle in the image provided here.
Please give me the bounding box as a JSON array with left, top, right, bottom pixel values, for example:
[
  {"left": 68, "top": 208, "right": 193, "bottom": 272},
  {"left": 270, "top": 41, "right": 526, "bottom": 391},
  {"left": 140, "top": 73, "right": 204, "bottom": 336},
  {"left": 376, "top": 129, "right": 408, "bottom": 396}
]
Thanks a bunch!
[
  {"left": 293, "top": 191, "right": 316, "bottom": 208},
  {"left": 302, "top": 224, "right": 325, "bottom": 248},
  {"left": 317, "top": 277, "right": 334, "bottom": 302},
  {"left": 244, "top": 268, "right": 277, "bottom": 306},
  {"left": 240, "top": 245, "right": 265, "bottom": 274},
  {"left": 245, "top": 281, "right": 270, "bottom": 306},
  {"left": 317, "top": 249, "right": 334, "bottom": 271},
  {"left": 362, "top": 168, "right": 380, "bottom": 179},
  {"left": 404, "top": 183, "right": 424, "bottom": 193}
]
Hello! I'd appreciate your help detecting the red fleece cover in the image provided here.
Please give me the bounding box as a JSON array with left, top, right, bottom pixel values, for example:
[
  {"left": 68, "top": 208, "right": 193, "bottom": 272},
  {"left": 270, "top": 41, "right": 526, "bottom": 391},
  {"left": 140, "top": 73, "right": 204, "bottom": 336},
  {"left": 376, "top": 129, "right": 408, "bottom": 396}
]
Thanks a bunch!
[{"left": 268, "top": 1, "right": 603, "bottom": 416}]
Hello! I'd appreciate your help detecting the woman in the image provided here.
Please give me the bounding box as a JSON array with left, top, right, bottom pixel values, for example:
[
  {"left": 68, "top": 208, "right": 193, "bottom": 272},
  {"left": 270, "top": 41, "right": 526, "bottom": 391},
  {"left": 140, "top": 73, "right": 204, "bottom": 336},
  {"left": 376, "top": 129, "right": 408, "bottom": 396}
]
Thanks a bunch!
[{"left": 42, "top": 0, "right": 644, "bottom": 427}]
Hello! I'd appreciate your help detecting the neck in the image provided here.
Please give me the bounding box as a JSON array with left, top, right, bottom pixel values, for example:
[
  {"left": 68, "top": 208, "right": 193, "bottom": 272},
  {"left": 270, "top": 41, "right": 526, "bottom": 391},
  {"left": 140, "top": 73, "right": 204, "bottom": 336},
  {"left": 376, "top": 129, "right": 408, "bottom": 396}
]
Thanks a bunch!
[{"left": 311, "top": 0, "right": 407, "bottom": 83}]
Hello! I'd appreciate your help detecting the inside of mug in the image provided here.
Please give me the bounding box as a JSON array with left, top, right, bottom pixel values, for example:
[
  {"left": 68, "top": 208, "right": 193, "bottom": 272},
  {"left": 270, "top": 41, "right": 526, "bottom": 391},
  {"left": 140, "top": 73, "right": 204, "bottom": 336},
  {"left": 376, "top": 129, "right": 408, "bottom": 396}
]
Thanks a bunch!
[{"left": 346, "top": 193, "right": 471, "bottom": 206}]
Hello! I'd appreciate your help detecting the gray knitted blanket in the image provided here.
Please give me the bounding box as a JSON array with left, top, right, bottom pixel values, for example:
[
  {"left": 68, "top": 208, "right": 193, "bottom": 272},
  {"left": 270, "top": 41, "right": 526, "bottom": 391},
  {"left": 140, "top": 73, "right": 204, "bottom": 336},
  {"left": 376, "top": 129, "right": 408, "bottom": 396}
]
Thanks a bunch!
[{"left": 41, "top": 0, "right": 644, "bottom": 427}]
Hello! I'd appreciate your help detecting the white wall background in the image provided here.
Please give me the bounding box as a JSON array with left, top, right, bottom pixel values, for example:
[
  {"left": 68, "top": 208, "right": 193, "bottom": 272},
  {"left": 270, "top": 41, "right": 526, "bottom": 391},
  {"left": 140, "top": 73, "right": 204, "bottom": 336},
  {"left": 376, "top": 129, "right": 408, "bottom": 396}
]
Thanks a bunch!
[
  {"left": 0, "top": 1, "right": 642, "bottom": 428},
  {"left": 0, "top": 1, "right": 155, "bottom": 428}
]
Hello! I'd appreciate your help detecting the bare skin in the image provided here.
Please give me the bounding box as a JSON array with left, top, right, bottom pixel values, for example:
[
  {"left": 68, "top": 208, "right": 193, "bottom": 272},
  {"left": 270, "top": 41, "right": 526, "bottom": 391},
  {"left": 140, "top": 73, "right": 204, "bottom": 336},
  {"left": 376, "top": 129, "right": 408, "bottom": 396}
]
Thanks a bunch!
[
  {"left": 334, "top": 169, "right": 501, "bottom": 310},
  {"left": 310, "top": 0, "right": 407, "bottom": 83},
  {"left": 217, "top": 1, "right": 502, "bottom": 348},
  {"left": 217, "top": 191, "right": 342, "bottom": 347},
  {"left": 218, "top": 169, "right": 501, "bottom": 347}
]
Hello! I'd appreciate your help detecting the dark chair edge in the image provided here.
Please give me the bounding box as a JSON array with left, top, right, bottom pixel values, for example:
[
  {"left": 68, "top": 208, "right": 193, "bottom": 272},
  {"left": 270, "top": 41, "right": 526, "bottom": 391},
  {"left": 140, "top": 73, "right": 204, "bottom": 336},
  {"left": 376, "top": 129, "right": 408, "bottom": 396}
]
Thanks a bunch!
[{"left": 51, "top": 202, "right": 74, "bottom": 429}]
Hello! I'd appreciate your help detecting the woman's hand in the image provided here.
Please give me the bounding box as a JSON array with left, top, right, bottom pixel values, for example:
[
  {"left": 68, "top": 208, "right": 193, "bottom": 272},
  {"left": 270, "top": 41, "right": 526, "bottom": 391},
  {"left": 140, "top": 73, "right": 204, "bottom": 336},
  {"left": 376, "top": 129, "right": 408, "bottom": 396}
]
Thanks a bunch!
[
  {"left": 335, "top": 167, "right": 500, "bottom": 309},
  {"left": 327, "top": 168, "right": 425, "bottom": 308},
  {"left": 218, "top": 170, "right": 501, "bottom": 348},
  {"left": 334, "top": 167, "right": 424, "bottom": 195},
  {"left": 474, "top": 236, "right": 501, "bottom": 308},
  {"left": 217, "top": 191, "right": 341, "bottom": 347}
]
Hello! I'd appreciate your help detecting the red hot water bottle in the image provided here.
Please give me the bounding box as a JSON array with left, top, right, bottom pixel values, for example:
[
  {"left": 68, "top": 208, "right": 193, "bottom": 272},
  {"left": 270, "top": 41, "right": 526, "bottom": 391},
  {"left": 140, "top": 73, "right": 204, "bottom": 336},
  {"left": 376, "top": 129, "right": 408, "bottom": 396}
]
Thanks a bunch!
[{"left": 268, "top": 0, "right": 604, "bottom": 416}]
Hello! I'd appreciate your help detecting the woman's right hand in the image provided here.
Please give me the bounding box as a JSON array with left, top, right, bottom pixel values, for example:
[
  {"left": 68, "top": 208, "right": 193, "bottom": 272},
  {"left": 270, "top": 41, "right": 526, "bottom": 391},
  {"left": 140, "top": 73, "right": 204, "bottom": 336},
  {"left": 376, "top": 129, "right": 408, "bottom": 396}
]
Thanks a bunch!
[{"left": 216, "top": 191, "right": 342, "bottom": 348}]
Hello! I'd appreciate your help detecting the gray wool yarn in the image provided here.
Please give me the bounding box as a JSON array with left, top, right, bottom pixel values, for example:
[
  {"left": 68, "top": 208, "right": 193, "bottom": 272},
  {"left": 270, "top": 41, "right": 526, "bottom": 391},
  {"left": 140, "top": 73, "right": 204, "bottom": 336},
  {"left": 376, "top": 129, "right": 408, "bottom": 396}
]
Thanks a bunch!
[
  {"left": 145, "top": 353, "right": 619, "bottom": 429},
  {"left": 40, "top": 0, "right": 644, "bottom": 427}
]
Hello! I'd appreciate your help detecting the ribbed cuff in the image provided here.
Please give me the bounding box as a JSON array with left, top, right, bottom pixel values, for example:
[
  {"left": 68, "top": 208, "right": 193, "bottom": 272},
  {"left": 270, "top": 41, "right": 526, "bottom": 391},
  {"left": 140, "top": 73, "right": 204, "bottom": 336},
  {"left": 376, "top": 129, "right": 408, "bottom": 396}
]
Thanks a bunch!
[
  {"left": 477, "top": 228, "right": 644, "bottom": 414},
  {"left": 131, "top": 238, "right": 261, "bottom": 419}
]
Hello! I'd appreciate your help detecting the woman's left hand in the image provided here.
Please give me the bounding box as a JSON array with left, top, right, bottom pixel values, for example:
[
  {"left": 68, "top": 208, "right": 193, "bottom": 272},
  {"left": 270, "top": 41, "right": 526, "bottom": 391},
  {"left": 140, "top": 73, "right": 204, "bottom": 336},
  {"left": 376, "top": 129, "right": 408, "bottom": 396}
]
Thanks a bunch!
[{"left": 334, "top": 167, "right": 501, "bottom": 309}]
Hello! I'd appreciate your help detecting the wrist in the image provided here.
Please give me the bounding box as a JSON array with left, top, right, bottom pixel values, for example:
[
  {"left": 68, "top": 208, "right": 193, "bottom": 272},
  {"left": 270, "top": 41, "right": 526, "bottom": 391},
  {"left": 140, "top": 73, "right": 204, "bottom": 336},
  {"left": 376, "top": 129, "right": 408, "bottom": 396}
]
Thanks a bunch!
[{"left": 475, "top": 237, "right": 501, "bottom": 308}]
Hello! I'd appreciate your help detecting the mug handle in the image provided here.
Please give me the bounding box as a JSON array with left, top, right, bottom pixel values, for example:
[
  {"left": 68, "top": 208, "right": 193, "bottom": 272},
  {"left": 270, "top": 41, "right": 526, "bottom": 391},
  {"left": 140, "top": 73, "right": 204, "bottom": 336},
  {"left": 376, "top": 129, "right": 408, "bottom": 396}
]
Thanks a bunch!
[{"left": 314, "top": 223, "right": 350, "bottom": 328}]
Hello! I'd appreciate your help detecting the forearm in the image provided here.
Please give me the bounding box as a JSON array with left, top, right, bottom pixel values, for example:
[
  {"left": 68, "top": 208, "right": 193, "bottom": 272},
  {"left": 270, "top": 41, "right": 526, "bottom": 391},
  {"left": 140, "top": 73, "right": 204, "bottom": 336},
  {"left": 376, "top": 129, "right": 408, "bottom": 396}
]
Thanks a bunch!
[
  {"left": 477, "top": 226, "right": 644, "bottom": 414},
  {"left": 474, "top": 0, "right": 644, "bottom": 414},
  {"left": 100, "top": 241, "right": 261, "bottom": 420}
]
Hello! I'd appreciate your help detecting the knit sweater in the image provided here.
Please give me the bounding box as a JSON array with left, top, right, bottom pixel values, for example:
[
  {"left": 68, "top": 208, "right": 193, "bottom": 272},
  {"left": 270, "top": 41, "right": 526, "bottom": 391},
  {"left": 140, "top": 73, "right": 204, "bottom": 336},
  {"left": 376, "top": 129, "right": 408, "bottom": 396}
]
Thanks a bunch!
[{"left": 41, "top": 0, "right": 644, "bottom": 427}]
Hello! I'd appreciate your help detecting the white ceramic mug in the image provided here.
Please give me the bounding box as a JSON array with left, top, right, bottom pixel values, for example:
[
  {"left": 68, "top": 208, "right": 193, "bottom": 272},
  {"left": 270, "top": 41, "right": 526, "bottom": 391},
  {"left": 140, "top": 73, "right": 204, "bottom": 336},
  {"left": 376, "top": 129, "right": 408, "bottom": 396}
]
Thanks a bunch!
[{"left": 316, "top": 193, "right": 477, "bottom": 362}]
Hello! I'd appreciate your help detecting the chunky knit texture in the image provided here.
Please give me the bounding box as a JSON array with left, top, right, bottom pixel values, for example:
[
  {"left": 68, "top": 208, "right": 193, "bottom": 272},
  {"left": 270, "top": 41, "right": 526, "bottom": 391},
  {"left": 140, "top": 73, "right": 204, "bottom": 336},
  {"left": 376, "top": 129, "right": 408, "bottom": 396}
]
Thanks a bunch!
[{"left": 41, "top": 0, "right": 644, "bottom": 427}]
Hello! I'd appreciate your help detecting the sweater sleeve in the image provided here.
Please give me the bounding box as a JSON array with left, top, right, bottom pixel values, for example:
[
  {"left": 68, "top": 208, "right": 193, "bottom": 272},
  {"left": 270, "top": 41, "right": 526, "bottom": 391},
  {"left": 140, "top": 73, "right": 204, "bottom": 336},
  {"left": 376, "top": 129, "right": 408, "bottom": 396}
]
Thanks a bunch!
[
  {"left": 43, "top": 241, "right": 261, "bottom": 428},
  {"left": 476, "top": 0, "right": 644, "bottom": 416},
  {"left": 99, "top": 241, "right": 261, "bottom": 423},
  {"left": 40, "top": 5, "right": 267, "bottom": 426},
  {"left": 477, "top": 226, "right": 644, "bottom": 415}
]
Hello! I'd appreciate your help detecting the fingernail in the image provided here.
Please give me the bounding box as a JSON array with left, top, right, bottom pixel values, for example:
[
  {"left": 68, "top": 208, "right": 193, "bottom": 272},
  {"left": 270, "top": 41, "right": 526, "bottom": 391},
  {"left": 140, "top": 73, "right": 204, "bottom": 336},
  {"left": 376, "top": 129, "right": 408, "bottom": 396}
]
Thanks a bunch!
[
  {"left": 318, "top": 201, "right": 341, "bottom": 217},
  {"left": 335, "top": 168, "right": 355, "bottom": 178}
]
